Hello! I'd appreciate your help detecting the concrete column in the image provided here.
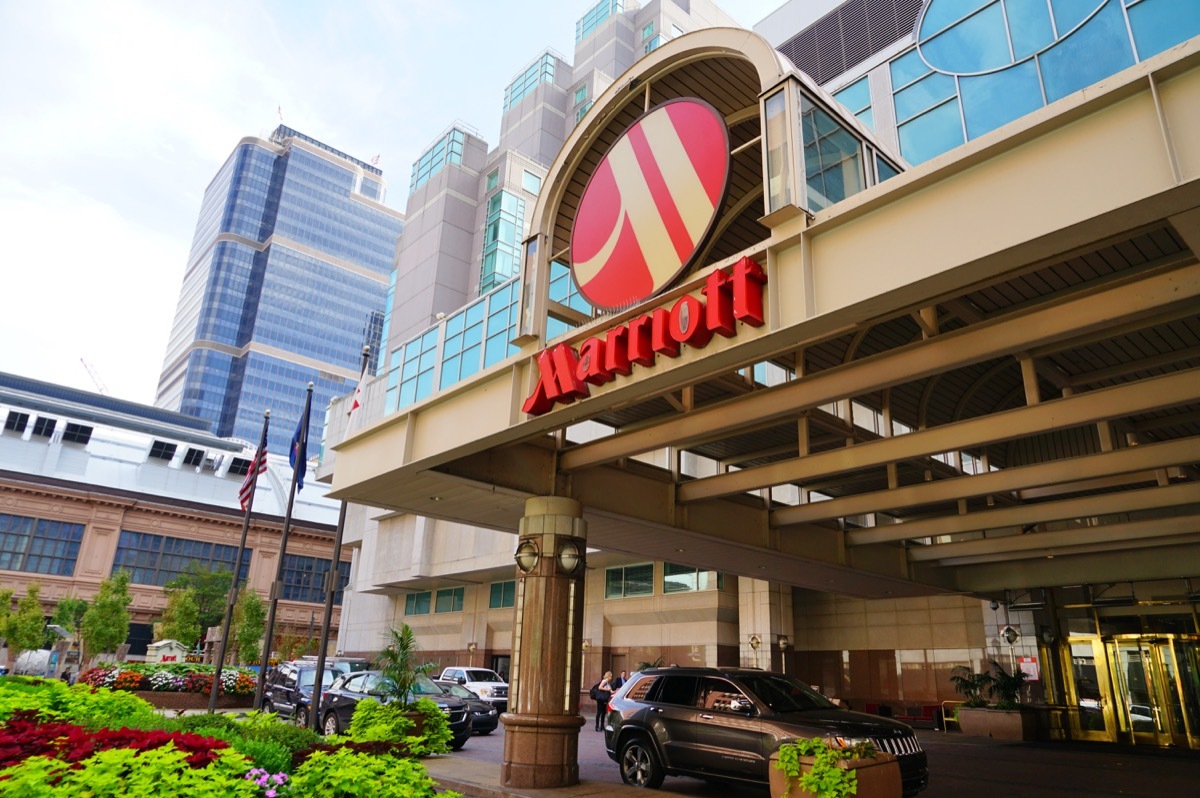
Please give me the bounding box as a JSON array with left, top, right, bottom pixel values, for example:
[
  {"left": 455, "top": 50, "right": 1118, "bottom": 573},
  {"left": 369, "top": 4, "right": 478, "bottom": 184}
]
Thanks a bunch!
[
  {"left": 738, "top": 578, "right": 794, "bottom": 672},
  {"left": 501, "top": 496, "right": 587, "bottom": 788}
]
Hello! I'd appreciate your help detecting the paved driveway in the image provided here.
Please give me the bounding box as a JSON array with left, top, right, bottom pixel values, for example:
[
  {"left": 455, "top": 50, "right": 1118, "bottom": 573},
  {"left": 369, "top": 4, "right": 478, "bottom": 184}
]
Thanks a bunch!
[{"left": 443, "top": 719, "right": 1200, "bottom": 797}]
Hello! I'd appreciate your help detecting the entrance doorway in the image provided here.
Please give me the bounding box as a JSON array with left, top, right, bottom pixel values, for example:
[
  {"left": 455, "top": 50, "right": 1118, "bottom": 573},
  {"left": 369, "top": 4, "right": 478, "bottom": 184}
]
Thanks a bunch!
[
  {"left": 491, "top": 655, "right": 511, "bottom": 682},
  {"left": 1062, "top": 635, "right": 1199, "bottom": 748}
]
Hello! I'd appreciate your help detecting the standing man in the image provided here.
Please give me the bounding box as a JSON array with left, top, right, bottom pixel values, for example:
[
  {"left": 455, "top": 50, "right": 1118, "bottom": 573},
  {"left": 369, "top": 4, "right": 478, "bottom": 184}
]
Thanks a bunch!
[{"left": 612, "top": 670, "right": 627, "bottom": 692}]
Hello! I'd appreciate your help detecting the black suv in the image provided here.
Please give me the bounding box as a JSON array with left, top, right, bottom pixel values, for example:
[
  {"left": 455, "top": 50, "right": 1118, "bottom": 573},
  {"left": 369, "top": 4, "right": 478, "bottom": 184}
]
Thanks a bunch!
[
  {"left": 262, "top": 661, "right": 339, "bottom": 727},
  {"left": 604, "top": 667, "right": 928, "bottom": 796}
]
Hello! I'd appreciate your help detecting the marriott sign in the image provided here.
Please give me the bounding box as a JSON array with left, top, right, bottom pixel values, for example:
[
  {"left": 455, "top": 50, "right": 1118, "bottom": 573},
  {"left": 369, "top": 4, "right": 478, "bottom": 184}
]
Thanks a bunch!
[{"left": 523, "top": 257, "right": 766, "bottom": 416}]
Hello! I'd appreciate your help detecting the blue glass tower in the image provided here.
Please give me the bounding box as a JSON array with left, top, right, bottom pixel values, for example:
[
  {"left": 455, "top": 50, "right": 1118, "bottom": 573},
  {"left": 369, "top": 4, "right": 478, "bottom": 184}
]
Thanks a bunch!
[{"left": 156, "top": 126, "right": 404, "bottom": 453}]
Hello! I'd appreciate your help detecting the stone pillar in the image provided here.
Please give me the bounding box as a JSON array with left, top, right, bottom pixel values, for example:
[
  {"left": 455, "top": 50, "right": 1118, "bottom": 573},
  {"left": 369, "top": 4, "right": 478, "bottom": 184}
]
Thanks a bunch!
[
  {"left": 738, "top": 578, "right": 794, "bottom": 672},
  {"left": 501, "top": 497, "right": 587, "bottom": 788}
]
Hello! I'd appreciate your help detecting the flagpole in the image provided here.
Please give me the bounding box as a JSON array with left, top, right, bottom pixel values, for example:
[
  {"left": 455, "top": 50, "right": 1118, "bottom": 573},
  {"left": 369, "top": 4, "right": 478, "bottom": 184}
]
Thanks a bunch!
[
  {"left": 208, "top": 409, "right": 270, "bottom": 714},
  {"left": 311, "top": 345, "right": 370, "bottom": 731},
  {"left": 254, "top": 382, "right": 313, "bottom": 711}
]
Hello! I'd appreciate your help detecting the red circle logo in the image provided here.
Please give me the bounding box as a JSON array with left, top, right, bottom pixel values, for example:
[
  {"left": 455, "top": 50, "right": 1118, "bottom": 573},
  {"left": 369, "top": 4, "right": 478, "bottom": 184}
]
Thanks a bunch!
[{"left": 571, "top": 99, "right": 730, "bottom": 311}]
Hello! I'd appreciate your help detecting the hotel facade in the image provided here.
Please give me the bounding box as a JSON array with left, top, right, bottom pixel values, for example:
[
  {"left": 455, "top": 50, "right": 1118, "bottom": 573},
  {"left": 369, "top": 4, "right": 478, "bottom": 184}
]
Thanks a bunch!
[{"left": 321, "top": 0, "right": 1200, "bottom": 781}]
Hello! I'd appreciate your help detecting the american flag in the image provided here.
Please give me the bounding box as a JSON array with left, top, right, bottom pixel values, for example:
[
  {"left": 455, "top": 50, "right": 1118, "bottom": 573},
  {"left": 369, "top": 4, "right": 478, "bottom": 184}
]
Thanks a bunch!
[{"left": 237, "top": 447, "right": 267, "bottom": 511}]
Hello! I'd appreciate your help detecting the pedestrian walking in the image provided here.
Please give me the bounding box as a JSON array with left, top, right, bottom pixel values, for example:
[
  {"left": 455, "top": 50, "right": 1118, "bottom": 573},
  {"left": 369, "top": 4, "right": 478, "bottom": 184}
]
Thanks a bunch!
[{"left": 593, "top": 670, "right": 613, "bottom": 731}]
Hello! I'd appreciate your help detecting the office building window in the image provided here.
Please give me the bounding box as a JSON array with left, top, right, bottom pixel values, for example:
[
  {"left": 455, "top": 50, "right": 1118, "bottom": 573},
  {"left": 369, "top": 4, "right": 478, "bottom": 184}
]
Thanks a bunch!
[
  {"left": 182, "top": 447, "right": 204, "bottom": 466},
  {"left": 32, "top": 417, "right": 56, "bottom": 438},
  {"left": 404, "top": 591, "right": 432, "bottom": 616},
  {"left": 4, "top": 412, "right": 29, "bottom": 433},
  {"left": 62, "top": 423, "right": 93, "bottom": 445},
  {"left": 605, "top": 563, "right": 654, "bottom": 599},
  {"left": 801, "top": 93, "right": 865, "bottom": 212},
  {"left": 574, "top": 85, "right": 588, "bottom": 105},
  {"left": 833, "top": 76, "right": 874, "bottom": 131},
  {"left": 644, "top": 34, "right": 666, "bottom": 54},
  {"left": 410, "top": 127, "right": 466, "bottom": 194},
  {"left": 643, "top": 21, "right": 654, "bottom": 39},
  {"left": 489, "top": 580, "right": 516, "bottom": 609},
  {"left": 486, "top": 169, "right": 499, "bottom": 191},
  {"left": 111, "top": 530, "right": 251, "bottom": 587},
  {"left": 148, "top": 440, "right": 177, "bottom": 461},
  {"left": 479, "top": 190, "right": 526, "bottom": 294},
  {"left": 576, "top": 0, "right": 624, "bottom": 43},
  {"left": 281, "top": 554, "right": 349, "bottom": 604},
  {"left": 522, "top": 171, "right": 541, "bottom": 195},
  {"left": 503, "top": 53, "right": 557, "bottom": 113},
  {"left": 663, "top": 563, "right": 724, "bottom": 593},
  {"left": 0, "top": 513, "right": 85, "bottom": 576},
  {"left": 575, "top": 101, "right": 594, "bottom": 124},
  {"left": 435, "top": 586, "right": 464, "bottom": 613}
]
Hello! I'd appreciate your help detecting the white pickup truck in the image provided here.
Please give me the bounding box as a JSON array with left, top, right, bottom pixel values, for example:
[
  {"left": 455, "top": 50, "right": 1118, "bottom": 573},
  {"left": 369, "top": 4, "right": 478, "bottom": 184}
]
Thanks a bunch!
[{"left": 439, "top": 666, "right": 509, "bottom": 710}]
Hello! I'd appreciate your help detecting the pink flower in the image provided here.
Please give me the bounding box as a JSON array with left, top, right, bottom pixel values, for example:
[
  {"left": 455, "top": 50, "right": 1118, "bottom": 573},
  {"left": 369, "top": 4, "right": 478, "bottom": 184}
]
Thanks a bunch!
[{"left": 266, "top": 791, "right": 276, "bottom": 798}]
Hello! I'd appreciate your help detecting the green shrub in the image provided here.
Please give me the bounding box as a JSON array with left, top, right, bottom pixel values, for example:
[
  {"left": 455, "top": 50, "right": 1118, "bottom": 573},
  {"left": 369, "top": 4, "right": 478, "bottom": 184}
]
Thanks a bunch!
[
  {"left": 170, "top": 712, "right": 245, "bottom": 737},
  {"left": 775, "top": 738, "right": 868, "bottom": 798},
  {"left": 348, "top": 698, "right": 413, "bottom": 742},
  {"left": 232, "top": 737, "right": 292, "bottom": 775},
  {"left": 239, "top": 712, "right": 323, "bottom": 763},
  {"left": 0, "top": 677, "right": 161, "bottom": 730},
  {"left": 407, "top": 698, "right": 452, "bottom": 757},
  {"left": 288, "top": 746, "right": 458, "bottom": 798},
  {"left": 0, "top": 745, "right": 257, "bottom": 798}
]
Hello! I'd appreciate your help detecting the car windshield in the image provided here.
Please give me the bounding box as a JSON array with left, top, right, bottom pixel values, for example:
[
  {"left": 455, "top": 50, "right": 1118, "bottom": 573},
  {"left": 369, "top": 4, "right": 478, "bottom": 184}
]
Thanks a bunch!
[
  {"left": 465, "top": 669, "right": 502, "bottom": 681},
  {"left": 443, "top": 683, "right": 476, "bottom": 700},
  {"left": 297, "top": 669, "right": 337, "bottom": 690},
  {"left": 736, "top": 673, "right": 837, "bottom": 712},
  {"left": 411, "top": 674, "right": 445, "bottom": 696}
]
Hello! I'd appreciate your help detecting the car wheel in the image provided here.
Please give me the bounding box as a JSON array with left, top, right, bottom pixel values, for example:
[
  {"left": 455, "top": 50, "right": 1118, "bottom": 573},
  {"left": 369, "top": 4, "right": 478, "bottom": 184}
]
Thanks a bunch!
[
  {"left": 451, "top": 734, "right": 469, "bottom": 751},
  {"left": 295, "top": 707, "right": 309, "bottom": 728},
  {"left": 262, "top": 701, "right": 275, "bottom": 715},
  {"left": 323, "top": 712, "right": 340, "bottom": 736},
  {"left": 619, "top": 737, "right": 665, "bottom": 789}
]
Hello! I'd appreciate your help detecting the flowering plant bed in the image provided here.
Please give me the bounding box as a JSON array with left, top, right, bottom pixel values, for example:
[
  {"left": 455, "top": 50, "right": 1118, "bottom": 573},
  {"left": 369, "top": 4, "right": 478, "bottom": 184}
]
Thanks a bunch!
[{"left": 79, "top": 663, "right": 259, "bottom": 697}]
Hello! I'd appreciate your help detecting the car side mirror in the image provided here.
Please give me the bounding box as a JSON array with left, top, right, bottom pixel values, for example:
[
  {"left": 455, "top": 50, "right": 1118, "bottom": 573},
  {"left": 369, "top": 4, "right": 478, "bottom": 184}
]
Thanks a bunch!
[{"left": 457, "top": 677, "right": 466, "bottom": 685}]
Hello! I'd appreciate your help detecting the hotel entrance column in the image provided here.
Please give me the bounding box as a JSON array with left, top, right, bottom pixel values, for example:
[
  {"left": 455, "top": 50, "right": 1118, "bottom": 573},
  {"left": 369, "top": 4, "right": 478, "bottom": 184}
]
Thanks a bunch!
[{"left": 501, "top": 496, "right": 587, "bottom": 788}]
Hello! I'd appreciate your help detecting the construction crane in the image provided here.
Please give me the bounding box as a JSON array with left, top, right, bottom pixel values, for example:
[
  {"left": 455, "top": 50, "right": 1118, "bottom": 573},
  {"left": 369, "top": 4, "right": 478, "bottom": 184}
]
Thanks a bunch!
[{"left": 80, "top": 358, "right": 109, "bottom": 395}]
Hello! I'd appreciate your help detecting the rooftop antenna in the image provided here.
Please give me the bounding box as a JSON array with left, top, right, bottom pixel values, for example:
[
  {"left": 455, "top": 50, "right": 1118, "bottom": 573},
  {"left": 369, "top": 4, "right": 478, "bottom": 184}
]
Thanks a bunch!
[{"left": 79, "top": 358, "right": 109, "bottom": 395}]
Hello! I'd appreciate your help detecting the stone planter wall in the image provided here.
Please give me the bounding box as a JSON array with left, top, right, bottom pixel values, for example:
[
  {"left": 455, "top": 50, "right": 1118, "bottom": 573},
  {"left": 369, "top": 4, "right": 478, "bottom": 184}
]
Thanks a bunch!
[
  {"left": 768, "top": 750, "right": 902, "bottom": 798},
  {"left": 133, "top": 690, "right": 253, "bottom": 711},
  {"left": 956, "top": 706, "right": 1037, "bottom": 740}
]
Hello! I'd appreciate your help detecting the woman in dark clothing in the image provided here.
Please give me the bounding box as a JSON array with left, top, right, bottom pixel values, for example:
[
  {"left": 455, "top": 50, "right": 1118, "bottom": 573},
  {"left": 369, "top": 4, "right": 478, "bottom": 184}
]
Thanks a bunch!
[{"left": 595, "top": 670, "right": 613, "bottom": 731}]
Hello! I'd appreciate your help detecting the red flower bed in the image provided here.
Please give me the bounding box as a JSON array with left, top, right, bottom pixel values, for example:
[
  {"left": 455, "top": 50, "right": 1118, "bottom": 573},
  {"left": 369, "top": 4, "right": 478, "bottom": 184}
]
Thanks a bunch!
[{"left": 0, "top": 711, "right": 228, "bottom": 772}]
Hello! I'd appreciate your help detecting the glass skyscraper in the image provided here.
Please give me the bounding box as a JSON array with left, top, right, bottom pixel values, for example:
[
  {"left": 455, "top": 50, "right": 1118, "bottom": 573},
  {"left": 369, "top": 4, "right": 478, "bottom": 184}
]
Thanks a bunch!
[{"left": 156, "top": 125, "right": 404, "bottom": 453}]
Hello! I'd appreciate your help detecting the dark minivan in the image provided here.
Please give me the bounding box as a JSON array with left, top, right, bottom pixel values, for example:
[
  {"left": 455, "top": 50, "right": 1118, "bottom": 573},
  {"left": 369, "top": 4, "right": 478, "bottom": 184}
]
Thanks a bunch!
[{"left": 604, "top": 667, "right": 927, "bottom": 796}]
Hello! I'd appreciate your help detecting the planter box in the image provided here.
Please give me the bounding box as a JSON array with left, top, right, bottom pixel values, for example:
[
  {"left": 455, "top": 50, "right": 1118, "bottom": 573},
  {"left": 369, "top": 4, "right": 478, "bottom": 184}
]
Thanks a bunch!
[
  {"left": 133, "top": 690, "right": 253, "bottom": 711},
  {"left": 769, "top": 750, "right": 901, "bottom": 798},
  {"left": 956, "top": 706, "right": 1036, "bottom": 740}
]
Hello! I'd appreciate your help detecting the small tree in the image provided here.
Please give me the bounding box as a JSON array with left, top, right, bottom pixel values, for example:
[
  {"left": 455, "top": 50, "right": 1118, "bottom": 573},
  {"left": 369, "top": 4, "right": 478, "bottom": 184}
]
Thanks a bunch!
[
  {"left": 81, "top": 571, "right": 132, "bottom": 664},
  {"left": 52, "top": 594, "right": 88, "bottom": 640},
  {"left": 232, "top": 588, "right": 265, "bottom": 664},
  {"left": 160, "top": 588, "right": 201, "bottom": 648},
  {"left": 375, "top": 624, "right": 438, "bottom": 709},
  {"left": 0, "top": 588, "right": 13, "bottom": 662},
  {"left": 4, "top": 583, "right": 47, "bottom": 670},
  {"left": 164, "top": 563, "right": 233, "bottom": 633}
]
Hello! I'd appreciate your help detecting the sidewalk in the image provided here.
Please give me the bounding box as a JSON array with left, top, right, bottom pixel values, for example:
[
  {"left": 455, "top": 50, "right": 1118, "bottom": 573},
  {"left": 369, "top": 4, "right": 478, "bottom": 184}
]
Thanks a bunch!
[{"left": 424, "top": 729, "right": 1200, "bottom": 798}]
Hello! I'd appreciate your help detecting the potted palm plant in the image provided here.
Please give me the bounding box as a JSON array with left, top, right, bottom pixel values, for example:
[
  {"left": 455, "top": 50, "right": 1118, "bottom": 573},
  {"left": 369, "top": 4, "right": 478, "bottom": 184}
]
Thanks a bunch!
[
  {"left": 374, "top": 623, "right": 439, "bottom": 736},
  {"left": 951, "top": 660, "right": 1033, "bottom": 740}
]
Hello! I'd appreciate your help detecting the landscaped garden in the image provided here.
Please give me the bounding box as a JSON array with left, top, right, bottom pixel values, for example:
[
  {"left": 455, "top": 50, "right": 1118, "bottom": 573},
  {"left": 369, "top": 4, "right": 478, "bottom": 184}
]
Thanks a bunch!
[{"left": 0, "top": 674, "right": 460, "bottom": 797}]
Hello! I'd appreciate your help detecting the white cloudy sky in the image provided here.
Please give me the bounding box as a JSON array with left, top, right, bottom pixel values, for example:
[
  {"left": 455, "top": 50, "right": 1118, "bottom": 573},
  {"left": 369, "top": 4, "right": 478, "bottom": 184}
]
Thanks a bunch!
[{"left": 0, "top": 0, "right": 781, "bottom": 405}]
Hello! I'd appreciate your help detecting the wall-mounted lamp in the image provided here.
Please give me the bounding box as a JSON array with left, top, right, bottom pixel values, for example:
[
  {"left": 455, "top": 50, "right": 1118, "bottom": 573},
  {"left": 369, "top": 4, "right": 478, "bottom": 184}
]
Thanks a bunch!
[
  {"left": 777, "top": 635, "right": 789, "bottom": 651},
  {"left": 1039, "top": 626, "right": 1056, "bottom": 645},
  {"left": 467, "top": 642, "right": 477, "bottom": 653},
  {"left": 1001, "top": 625, "right": 1020, "bottom": 646},
  {"left": 581, "top": 639, "right": 591, "bottom": 653},
  {"left": 749, "top": 634, "right": 761, "bottom": 651},
  {"left": 557, "top": 540, "right": 582, "bottom": 575},
  {"left": 514, "top": 540, "right": 540, "bottom": 574}
]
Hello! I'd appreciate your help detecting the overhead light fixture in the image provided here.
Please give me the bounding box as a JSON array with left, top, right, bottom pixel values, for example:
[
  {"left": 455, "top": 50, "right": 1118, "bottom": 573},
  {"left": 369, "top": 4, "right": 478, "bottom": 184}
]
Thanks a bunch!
[
  {"left": 514, "top": 540, "right": 539, "bottom": 574},
  {"left": 1089, "top": 582, "right": 1138, "bottom": 607}
]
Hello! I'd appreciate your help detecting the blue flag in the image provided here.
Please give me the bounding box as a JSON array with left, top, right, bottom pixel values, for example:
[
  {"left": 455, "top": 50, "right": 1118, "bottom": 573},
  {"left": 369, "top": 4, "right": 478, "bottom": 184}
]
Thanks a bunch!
[{"left": 290, "top": 412, "right": 308, "bottom": 491}]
